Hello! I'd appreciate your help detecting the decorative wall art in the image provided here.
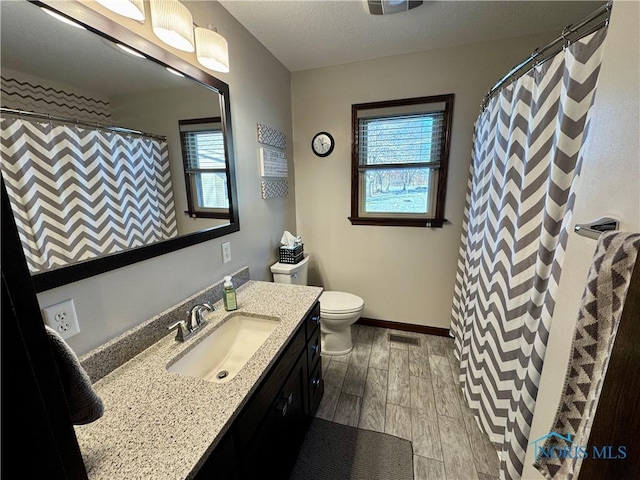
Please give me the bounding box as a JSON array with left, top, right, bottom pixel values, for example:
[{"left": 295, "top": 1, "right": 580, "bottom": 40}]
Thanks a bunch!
[
  {"left": 257, "top": 123, "right": 286, "bottom": 150},
  {"left": 260, "top": 180, "right": 288, "bottom": 199},
  {"left": 257, "top": 123, "right": 288, "bottom": 198},
  {"left": 259, "top": 148, "right": 288, "bottom": 177}
]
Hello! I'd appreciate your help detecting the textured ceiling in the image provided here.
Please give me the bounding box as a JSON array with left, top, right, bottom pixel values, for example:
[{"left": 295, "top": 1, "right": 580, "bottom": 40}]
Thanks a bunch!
[
  {"left": 218, "top": 0, "right": 603, "bottom": 72},
  {"left": 0, "top": 0, "right": 192, "bottom": 96}
]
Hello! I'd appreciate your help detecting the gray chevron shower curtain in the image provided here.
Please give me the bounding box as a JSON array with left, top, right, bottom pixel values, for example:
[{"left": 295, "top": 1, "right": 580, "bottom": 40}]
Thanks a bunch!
[
  {"left": 450, "top": 29, "right": 608, "bottom": 480},
  {"left": 1, "top": 117, "right": 178, "bottom": 272}
]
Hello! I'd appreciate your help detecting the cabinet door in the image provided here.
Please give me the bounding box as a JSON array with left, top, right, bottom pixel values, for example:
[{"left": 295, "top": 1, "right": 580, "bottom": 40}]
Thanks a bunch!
[
  {"left": 240, "top": 353, "right": 309, "bottom": 478},
  {"left": 308, "top": 359, "right": 324, "bottom": 416},
  {"left": 236, "top": 324, "right": 305, "bottom": 450},
  {"left": 193, "top": 431, "right": 237, "bottom": 480},
  {"left": 306, "top": 326, "right": 321, "bottom": 374}
]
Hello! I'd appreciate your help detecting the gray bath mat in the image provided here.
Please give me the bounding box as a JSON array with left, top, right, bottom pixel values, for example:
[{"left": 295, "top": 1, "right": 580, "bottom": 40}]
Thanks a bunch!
[{"left": 290, "top": 418, "right": 414, "bottom": 480}]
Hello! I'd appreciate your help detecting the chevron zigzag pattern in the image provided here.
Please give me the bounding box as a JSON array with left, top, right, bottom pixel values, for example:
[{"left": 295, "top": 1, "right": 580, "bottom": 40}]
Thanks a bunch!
[
  {"left": 534, "top": 232, "right": 640, "bottom": 480},
  {"left": 450, "top": 28, "right": 608, "bottom": 480},
  {"left": 1, "top": 75, "right": 111, "bottom": 123},
  {"left": 1, "top": 116, "right": 178, "bottom": 273}
]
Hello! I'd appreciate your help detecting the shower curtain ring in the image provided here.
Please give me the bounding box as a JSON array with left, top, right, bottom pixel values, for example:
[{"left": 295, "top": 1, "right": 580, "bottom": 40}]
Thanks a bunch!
[
  {"left": 531, "top": 48, "right": 541, "bottom": 67},
  {"left": 561, "top": 26, "right": 572, "bottom": 49}
]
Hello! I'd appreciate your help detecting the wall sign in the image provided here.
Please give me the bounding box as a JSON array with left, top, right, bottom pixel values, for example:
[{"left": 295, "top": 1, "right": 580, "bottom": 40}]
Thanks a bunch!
[{"left": 259, "top": 148, "right": 288, "bottom": 177}]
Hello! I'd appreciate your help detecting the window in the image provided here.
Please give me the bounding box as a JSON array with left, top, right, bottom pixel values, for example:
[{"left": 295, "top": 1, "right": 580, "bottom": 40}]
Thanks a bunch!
[
  {"left": 179, "top": 117, "right": 230, "bottom": 219},
  {"left": 350, "top": 94, "right": 454, "bottom": 227}
]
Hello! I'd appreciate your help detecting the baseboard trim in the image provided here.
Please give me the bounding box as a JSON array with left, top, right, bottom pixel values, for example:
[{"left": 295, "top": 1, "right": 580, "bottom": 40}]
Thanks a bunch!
[{"left": 356, "top": 317, "right": 451, "bottom": 337}]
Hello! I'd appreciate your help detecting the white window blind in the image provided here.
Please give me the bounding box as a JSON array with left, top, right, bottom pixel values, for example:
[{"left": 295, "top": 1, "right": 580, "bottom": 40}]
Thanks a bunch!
[{"left": 358, "top": 111, "right": 446, "bottom": 168}]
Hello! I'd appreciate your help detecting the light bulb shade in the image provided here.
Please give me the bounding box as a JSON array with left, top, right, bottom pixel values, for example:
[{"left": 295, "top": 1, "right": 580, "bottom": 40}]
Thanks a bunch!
[
  {"left": 150, "top": 0, "right": 194, "bottom": 52},
  {"left": 95, "top": 0, "right": 145, "bottom": 21},
  {"left": 195, "top": 27, "right": 229, "bottom": 73}
]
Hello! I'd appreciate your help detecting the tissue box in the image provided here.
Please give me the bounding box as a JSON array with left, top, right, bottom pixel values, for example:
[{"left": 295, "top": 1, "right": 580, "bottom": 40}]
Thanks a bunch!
[{"left": 279, "top": 244, "right": 304, "bottom": 264}]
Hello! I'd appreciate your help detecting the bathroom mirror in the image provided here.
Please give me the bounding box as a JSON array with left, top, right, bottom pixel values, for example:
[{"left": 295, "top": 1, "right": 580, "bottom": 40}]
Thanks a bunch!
[{"left": 0, "top": 0, "right": 239, "bottom": 292}]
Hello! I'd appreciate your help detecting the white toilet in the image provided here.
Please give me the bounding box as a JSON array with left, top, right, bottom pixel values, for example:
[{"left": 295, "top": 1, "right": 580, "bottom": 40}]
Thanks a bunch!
[{"left": 270, "top": 255, "right": 365, "bottom": 355}]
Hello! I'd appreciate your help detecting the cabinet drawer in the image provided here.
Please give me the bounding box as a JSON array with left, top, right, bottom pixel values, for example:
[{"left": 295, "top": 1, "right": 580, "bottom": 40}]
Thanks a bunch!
[
  {"left": 308, "top": 359, "right": 324, "bottom": 416},
  {"left": 237, "top": 323, "right": 305, "bottom": 450},
  {"left": 306, "top": 326, "right": 321, "bottom": 374},
  {"left": 305, "top": 302, "right": 321, "bottom": 340}
]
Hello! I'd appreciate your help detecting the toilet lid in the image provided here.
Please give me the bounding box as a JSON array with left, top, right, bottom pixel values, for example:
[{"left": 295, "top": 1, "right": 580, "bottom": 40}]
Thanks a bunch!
[{"left": 320, "top": 291, "right": 364, "bottom": 314}]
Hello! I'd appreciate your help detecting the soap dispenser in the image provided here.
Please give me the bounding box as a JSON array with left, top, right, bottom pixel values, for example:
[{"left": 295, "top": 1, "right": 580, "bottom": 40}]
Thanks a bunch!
[{"left": 223, "top": 275, "right": 238, "bottom": 311}]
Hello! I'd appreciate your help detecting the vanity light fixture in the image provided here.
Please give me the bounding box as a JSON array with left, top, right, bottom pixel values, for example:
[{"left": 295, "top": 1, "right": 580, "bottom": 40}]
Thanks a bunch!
[
  {"left": 195, "top": 26, "right": 229, "bottom": 73},
  {"left": 40, "top": 7, "right": 87, "bottom": 30},
  {"left": 116, "top": 44, "right": 146, "bottom": 59},
  {"left": 150, "top": 0, "right": 195, "bottom": 52},
  {"left": 95, "top": 0, "right": 145, "bottom": 22},
  {"left": 166, "top": 67, "right": 185, "bottom": 77}
]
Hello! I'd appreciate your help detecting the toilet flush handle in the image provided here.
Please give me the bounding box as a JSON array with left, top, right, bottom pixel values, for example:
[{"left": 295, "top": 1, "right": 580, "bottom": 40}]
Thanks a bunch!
[{"left": 292, "top": 272, "right": 298, "bottom": 279}]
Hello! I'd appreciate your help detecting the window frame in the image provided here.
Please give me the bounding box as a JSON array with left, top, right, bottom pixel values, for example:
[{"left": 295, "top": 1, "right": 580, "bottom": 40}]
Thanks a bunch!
[
  {"left": 349, "top": 94, "right": 455, "bottom": 227},
  {"left": 179, "top": 117, "right": 231, "bottom": 220}
]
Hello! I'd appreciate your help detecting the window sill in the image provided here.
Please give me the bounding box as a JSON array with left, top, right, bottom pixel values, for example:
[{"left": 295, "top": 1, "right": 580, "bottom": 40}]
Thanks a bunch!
[
  {"left": 348, "top": 217, "right": 446, "bottom": 228},
  {"left": 184, "top": 211, "right": 231, "bottom": 220}
]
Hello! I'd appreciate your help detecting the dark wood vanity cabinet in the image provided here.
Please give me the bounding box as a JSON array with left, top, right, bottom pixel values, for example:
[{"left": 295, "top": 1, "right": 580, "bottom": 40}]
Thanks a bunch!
[
  {"left": 305, "top": 303, "right": 324, "bottom": 414},
  {"left": 195, "top": 301, "right": 323, "bottom": 479}
]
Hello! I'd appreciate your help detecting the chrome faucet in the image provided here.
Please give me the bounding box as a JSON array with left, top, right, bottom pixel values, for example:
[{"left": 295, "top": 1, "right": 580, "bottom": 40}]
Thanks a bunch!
[
  {"left": 168, "top": 302, "right": 216, "bottom": 342},
  {"left": 188, "top": 302, "right": 214, "bottom": 331}
]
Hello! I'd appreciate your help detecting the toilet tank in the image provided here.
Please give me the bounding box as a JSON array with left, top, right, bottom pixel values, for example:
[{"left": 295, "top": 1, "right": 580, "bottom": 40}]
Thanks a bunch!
[{"left": 270, "top": 255, "right": 309, "bottom": 285}]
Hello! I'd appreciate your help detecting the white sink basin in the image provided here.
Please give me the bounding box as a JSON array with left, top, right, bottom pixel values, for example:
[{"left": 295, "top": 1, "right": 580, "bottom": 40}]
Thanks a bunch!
[{"left": 167, "top": 314, "right": 280, "bottom": 383}]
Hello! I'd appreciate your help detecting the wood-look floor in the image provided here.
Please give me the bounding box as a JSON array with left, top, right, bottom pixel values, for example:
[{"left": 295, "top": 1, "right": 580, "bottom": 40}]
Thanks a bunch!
[{"left": 316, "top": 324, "right": 500, "bottom": 480}]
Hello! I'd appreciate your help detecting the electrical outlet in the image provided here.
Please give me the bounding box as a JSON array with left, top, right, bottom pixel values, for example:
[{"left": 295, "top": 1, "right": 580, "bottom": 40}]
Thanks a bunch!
[
  {"left": 42, "top": 299, "right": 80, "bottom": 339},
  {"left": 222, "top": 241, "right": 231, "bottom": 263}
]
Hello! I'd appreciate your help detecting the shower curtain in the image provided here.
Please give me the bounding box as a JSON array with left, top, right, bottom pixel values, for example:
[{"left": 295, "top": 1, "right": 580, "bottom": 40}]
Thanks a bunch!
[
  {"left": 450, "top": 29, "right": 608, "bottom": 480},
  {"left": 0, "top": 116, "right": 178, "bottom": 273}
]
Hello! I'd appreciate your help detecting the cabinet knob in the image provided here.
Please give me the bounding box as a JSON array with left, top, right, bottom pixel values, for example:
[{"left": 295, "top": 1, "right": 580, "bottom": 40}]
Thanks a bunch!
[
  {"left": 311, "top": 344, "right": 319, "bottom": 354},
  {"left": 311, "top": 315, "right": 320, "bottom": 324},
  {"left": 311, "top": 378, "right": 320, "bottom": 387}
]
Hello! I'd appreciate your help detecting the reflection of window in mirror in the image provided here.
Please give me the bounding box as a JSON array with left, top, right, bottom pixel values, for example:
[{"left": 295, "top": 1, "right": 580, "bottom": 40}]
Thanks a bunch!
[{"left": 179, "top": 118, "right": 230, "bottom": 219}]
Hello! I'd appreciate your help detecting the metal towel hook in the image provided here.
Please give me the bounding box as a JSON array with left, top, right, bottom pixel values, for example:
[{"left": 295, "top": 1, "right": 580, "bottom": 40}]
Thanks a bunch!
[{"left": 574, "top": 217, "right": 619, "bottom": 240}]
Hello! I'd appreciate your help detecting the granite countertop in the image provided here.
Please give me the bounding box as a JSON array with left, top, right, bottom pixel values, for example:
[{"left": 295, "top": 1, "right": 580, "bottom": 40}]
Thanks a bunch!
[{"left": 74, "top": 280, "right": 323, "bottom": 480}]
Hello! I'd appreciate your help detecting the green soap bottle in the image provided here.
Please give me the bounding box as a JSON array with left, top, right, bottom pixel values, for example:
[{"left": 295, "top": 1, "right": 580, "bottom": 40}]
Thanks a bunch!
[{"left": 223, "top": 275, "right": 237, "bottom": 311}]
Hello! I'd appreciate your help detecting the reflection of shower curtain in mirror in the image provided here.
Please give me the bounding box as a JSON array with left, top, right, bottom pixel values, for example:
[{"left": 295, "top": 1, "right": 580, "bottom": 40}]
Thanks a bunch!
[{"left": 0, "top": 117, "right": 178, "bottom": 273}]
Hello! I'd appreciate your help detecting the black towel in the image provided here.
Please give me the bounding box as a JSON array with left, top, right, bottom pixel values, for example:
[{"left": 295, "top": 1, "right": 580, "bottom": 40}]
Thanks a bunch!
[{"left": 45, "top": 326, "right": 104, "bottom": 425}]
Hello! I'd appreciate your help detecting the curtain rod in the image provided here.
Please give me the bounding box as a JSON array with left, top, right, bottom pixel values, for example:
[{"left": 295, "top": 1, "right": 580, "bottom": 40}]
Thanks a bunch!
[
  {"left": 482, "top": 1, "right": 613, "bottom": 110},
  {"left": 0, "top": 107, "right": 167, "bottom": 141}
]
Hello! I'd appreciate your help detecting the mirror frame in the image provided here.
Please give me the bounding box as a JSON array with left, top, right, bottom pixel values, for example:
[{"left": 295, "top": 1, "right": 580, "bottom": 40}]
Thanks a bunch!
[{"left": 21, "top": 1, "right": 240, "bottom": 293}]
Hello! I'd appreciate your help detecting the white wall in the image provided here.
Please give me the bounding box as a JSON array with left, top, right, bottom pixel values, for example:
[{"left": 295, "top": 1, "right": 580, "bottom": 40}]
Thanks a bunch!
[
  {"left": 291, "top": 32, "right": 554, "bottom": 329},
  {"left": 523, "top": 1, "right": 640, "bottom": 478},
  {"left": 35, "top": 1, "right": 296, "bottom": 355}
]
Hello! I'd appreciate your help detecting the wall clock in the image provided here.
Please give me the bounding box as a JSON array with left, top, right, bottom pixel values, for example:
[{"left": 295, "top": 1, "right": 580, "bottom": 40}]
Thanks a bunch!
[{"left": 311, "top": 132, "right": 334, "bottom": 157}]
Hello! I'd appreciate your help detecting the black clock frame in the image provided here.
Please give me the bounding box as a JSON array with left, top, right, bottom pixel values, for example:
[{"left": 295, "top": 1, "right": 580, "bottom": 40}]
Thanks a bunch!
[{"left": 311, "top": 132, "right": 334, "bottom": 157}]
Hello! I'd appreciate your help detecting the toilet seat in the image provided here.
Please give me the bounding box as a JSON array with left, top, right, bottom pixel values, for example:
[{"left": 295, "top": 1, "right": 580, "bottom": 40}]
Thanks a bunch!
[{"left": 320, "top": 291, "right": 364, "bottom": 315}]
